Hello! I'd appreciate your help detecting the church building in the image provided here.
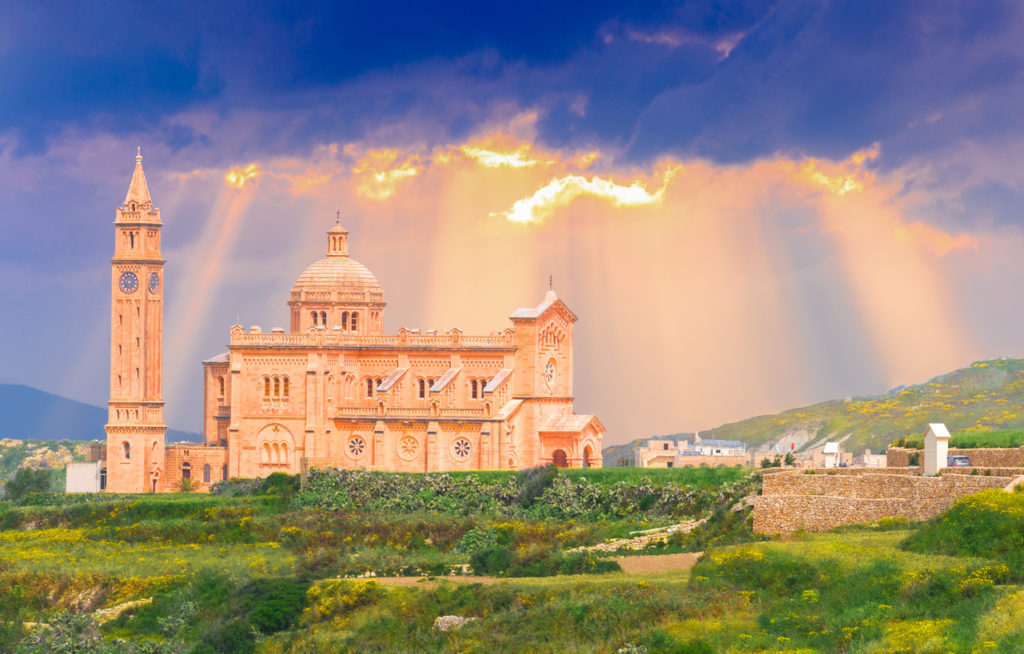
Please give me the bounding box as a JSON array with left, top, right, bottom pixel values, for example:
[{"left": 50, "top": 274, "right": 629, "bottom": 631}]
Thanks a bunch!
[{"left": 104, "top": 153, "right": 604, "bottom": 493}]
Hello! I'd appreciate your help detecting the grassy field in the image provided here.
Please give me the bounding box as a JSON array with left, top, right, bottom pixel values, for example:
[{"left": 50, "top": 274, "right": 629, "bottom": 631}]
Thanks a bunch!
[
  {"left": 439, "top": 465, "right": 750, "bottom": 488},
  {"left": 3, "top": 472, "right": 1024, "bottom": 652}
]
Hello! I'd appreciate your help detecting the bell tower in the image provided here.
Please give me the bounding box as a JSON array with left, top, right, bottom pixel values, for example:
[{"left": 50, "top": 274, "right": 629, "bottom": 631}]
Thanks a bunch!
[{"left": 105, "top": 148, "right": 166, "bottom": 492}]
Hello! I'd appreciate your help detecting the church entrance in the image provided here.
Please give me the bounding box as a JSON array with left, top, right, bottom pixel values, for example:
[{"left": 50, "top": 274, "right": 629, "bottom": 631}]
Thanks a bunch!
[{"left": 552, "top": 449, "right": 568, "bottom": 468}]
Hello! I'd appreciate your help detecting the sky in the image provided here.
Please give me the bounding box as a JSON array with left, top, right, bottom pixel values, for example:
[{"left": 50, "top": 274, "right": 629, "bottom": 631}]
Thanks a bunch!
[{"left": 3, "top": 1, "right": 1024, "bottom": 444}]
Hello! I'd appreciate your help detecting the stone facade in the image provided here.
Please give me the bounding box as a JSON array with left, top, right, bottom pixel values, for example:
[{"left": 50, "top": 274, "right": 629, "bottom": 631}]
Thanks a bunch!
[
  {"left": 753, "top": 469, "right": 1014, "bottom": 535},
  {"left": 104, "top": 155, "right": 604, "bottom": 492}
]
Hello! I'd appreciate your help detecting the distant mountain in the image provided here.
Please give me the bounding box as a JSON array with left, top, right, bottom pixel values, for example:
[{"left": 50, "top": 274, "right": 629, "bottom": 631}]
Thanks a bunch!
[
  {"left": 0, "top": 384, "right": 200, "bottom": 443},
  {"left": 603, "top": 358, "right": 1024, "bottom": 464}
]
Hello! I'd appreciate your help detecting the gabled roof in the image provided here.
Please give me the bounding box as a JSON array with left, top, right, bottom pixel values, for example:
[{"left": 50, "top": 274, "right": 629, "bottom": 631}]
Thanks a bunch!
[
  {"left": 483, "top": 369, "right": 513, "bottom": 393},
  {"left": 539, "top": 414, "right": 603, "bottom": 433},
  {"left": 496, "top": 399, "right": 524, "bottom": 420},
  {"left": 430, "top": 367, "right": 461, "bottom": 392},
  {"left": 377, "top": 367, "right": 408, "bottom": 392},
  {"left": 823, "top": 442, "right": 840, "bottom": 454},
  {"left": 509, "top": 289, "right": 578, "bottom": 322}
]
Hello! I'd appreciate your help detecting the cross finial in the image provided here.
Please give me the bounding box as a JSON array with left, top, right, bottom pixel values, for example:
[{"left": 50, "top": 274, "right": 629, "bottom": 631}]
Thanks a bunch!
[
  {"left": 336, "top": 209, "right": 340, "bottom": 225},
  {"left": 136, "top": 145, "right": 142, "bottom": 163},
  {"left": 549, "top": 275, "right": 553, "bottom": 290}
]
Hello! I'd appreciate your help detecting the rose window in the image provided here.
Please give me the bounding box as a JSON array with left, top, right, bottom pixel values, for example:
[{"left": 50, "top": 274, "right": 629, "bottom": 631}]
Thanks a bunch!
[
  {"left": 398, "top": 436, "right": 418, "bottom": 460},
  {"left": 452, "top": 438, "right": 472, "bottom": 461},
  {"left": 347, "top": 436, "right": 366, "bottom": 459}
]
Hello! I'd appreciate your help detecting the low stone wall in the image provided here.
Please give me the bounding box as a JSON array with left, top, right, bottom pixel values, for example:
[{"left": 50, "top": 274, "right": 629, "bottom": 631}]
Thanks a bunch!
[
  {"left": 753, "top": 469, "right": 1011, "bottom": 535},
  {"left": 887, "top": 446, "right": 1024, "bottom": 468},
  {"left": 939, "top": 467, "right": 1024, "bottom": 478}
]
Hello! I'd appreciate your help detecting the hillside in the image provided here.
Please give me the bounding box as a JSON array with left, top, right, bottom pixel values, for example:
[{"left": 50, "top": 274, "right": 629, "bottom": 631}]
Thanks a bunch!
[
  {"left": 0, "top": 384, "right": 200, "bottom": 442},
  {"left": 605, "top": 358, "right": 1024, "bottom": 463}
]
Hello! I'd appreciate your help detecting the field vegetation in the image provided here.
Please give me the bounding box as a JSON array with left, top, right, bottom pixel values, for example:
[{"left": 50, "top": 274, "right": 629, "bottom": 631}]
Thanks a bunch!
[{"left": 2, "top": 467, "right": 1024, "bottom": 652}]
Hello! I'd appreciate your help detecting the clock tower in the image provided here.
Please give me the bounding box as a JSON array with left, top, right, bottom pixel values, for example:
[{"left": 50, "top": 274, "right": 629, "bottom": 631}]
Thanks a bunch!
[{"left": 105, "top": 149, "right": 166, "bottom": 492}]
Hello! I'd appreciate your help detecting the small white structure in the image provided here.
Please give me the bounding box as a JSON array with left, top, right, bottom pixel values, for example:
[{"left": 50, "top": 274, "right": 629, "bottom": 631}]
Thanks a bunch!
[
  {"left": 66, "top": 461, "right": 103, "bottom": 493},
  {"left": 923, "top": 423, "right": 951, "bottom": 476},
  {"left": 822, "top": 442, "right": 841, "bottom": 468}
]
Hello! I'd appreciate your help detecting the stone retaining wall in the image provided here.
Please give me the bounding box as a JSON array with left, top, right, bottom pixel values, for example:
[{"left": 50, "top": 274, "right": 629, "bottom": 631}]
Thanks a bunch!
[
  {"left": 886, "top": 446, "right": 1024, "bottom": 468},
  {"left": 753, "top": 469, "right": 1011, "bottom": 535}
]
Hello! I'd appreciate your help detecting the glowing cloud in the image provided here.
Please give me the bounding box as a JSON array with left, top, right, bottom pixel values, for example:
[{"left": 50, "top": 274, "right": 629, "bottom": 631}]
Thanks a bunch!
[
  {"left": 493, "top": 168, "right": 677, "bottom": 224},
  {"left": 224, "top": 163, "right": 261, "bottom": 189},
  {"left": 461, "top": 144, "right": 539, "bottom": 168},
  {"left": 895, "top": 221, "right": 980, "bottom": 256},
  {"left": 351, "top": 148, "right": 422, "bottom": 200}
]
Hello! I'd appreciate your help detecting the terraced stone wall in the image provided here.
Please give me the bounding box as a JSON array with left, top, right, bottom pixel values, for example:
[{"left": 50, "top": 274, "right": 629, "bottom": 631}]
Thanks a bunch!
[{"left": 753, "top": 469, "right": 1011, "bottom": 535}]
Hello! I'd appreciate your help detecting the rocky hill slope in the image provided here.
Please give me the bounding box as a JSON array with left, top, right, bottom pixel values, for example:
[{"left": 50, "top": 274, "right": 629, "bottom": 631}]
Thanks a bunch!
[{"left": 605, "top": 358, "right": 1024, "bottom": 464}]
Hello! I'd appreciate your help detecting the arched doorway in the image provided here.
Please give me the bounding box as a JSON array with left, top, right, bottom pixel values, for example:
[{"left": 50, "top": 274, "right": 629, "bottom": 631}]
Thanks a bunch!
[
  {"left": 583, "top": 445, "right": 594, "bottom": 468},
  {"left": 552, "top": 449, "right": 568, "bottom": 468}
]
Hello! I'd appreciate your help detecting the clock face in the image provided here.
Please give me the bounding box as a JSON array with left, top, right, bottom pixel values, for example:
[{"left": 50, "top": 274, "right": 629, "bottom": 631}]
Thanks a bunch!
[
  {"left": 148, "top": 272, "right": 160, "bottom": 294},
  {"left": 544, "top": 359, "right": 557, "bottom": 389},
  {"left": 119, "top": 271, "right": 139, "bottom": 294}
]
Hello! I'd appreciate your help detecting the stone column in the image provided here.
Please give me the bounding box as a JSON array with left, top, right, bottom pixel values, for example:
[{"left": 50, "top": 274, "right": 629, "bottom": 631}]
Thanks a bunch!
[{"left": 923, "top": 423, "right": 951, "bottom": 476}]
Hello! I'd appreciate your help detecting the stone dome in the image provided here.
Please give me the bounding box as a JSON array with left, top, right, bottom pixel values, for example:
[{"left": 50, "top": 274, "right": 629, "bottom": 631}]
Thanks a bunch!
[
  {"left": 290, "top": 225, "right": 383, "bottom": 298},
  {"left": 292, "top": 256, "right": 382, "bottom": 294}
]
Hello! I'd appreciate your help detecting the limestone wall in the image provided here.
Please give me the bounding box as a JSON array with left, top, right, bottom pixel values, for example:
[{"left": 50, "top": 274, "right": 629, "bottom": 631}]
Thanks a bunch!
[
  {"left": 754, "top": 469, "right": 1011, "bottom": 535},
  {"left": 887, "top": 445, "right": 1024, "bottom": 468}
]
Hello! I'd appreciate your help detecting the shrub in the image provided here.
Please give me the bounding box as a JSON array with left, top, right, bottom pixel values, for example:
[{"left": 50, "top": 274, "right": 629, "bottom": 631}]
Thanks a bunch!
[
  {"left": 517, "top": 465, "right": 559, "bottom": 508},
  {"left": 950, "top": 429, "right": 1024, "bottom": 449},
  {"left": 4, "top": 468, "right": 53, "bottom": 501},
  {"left": 903, "top": 490, "right": 1024, "bottom": 575},
  {"left": 470, "top": 545, "right": 514, "bottom": 575},
  {"left": 242, "top": 577, "right": 309, "bottom": 634}
]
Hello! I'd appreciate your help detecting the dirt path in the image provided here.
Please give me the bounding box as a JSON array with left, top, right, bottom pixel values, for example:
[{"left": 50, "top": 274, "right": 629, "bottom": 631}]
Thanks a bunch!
[
  {"left": 612, "top": 552, "right": 702, "bottom": 574},
  {"left": 368, "top": 552, "right": 703, "bottom": 587}
]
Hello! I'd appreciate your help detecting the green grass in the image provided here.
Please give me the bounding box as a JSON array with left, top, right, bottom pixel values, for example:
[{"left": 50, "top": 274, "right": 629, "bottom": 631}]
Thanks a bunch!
[{"left": 951, "top": 428, "right": 1024, "bottom": 449}]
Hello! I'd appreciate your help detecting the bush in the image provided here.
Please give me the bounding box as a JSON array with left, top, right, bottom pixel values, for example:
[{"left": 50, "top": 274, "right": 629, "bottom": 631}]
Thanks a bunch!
[
  {"left": 4, "top": 468, "right": 53, "bottom": 501},
  {"left": 242, "top": 577, "right": 309, "bottom": 634},
  {"left": 950, "top": 429, "right": 1024, "bottom": 449},
  {"left": 470, "top": 545, "right": 514, "bottom": 575},
  {"left": 903, "top": 490, "right": 1024, "bottom": 575},
  {"left": 517, "top": 465, "right": 559, "bottom": 508}
]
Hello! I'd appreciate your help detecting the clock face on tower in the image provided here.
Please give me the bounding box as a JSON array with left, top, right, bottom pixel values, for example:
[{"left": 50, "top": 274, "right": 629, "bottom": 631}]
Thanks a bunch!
[
  {"left": 149, "top": 272, "right": 160, "bottom": 294},
  {"left": 119, "top": 271, "right": 139, "bottom": 294}
]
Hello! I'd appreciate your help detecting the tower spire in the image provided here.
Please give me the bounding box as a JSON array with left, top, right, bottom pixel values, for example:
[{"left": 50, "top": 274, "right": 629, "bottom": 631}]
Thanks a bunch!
[{"left": 124, "top": 147, "right": 152, "bottom": 210}]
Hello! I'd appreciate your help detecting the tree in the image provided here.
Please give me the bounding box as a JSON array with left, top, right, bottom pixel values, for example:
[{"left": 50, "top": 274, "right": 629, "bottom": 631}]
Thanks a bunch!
[
  {"left": 771, "top": 455, "right": 783, "bottom": 468},
  {"left": 760, "top": 458, "right": 772, "bottom": 469},
  {"left": 784, "top": 452, "right": 796, "bottom": 466},
  {"left": 3, "top": 467, "right": 52, "bottom": 501}
]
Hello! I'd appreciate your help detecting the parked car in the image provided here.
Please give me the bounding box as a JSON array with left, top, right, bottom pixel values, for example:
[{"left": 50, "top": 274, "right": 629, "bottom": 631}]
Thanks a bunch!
[{"left": 947, "top": 455, "right": 972, "bottom": 467}]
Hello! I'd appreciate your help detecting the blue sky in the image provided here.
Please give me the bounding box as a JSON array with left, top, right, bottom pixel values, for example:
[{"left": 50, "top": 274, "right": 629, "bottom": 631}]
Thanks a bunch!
[{"left": 3, "top": 1, "right": 1024, "bottom": 443}]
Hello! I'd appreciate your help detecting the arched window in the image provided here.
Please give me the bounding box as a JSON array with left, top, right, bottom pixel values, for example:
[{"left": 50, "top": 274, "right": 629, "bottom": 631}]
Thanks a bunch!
[
  {"left": 273, "top": 376, "right": 280, "bottom": 397},
  {"left": 282, "top": 377, "right": 289, "bottom": 397},
  {"left": 218, "top": 376, "right": 225, "bottom": 398},
  {"left": 222, "top": 464, "right": 228, "bottom": 481},
  {"left": 311, "top": 311, "right": 318, "bottom": 326},
  {"left": 376, "top": 377, "right": 382, "bottom": 392},
  {"left": 123, "top": 441, "right": 131, "bottom": 459},
  {"left": 342, "top": 312, "right": 349, "bottom": 330},
  {"left": 264, "top": 377, "right": 270, "bottom": 397},
  {"left": 320, "top": 311, "right": 327, "bottom": 326},
  {"left": 471, "top": 380, "right": 478, "bottom": 399},
  {"left": 418, "top": 379, "right": 425, "bottom": 398},
  {"left": 182, "top": 462, "right": 191, "bottom": 479},
  {"left": 366, "top": 377, "right": 374, "bottom": 398},
  {"left": 261, "top": 442, "right": 271, "bottom": 463},
  {"left": 351, "top": 312, "right": 358, "bottom": 332},
  {"left": 281, "top": 442, "right": 289, "bottom": 461},
  {"left": 129, "top": 232, "right": 135, "bottom": 248},
  {"left": 203, "top": 464, "right": 211, "bottom": 483}
]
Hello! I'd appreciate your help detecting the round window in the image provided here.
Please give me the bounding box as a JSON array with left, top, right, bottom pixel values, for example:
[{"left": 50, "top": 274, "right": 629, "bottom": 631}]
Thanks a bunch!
[
  {"left": 452, "top": 437, "right": 472, "bottom": 461},
  {"left": 347, "top": 436, "right": 366, "bottom": 459},
  {"left": 398, "top": 435, "right": 419, "bottom": 461}
]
